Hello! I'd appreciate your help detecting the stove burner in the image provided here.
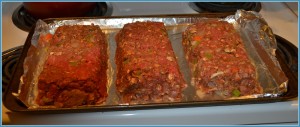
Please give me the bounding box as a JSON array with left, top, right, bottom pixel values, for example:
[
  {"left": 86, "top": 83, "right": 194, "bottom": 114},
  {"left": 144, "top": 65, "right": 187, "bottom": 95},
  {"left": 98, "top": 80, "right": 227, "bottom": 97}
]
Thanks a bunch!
[
  {"left": 190, "top": 2, "right": 261, "bottom": 13},
  {"left": 2, "top": 46, "right": 23, "bottom": 92},
  {"left": 1, "top": 35, "right": 298, "bottom": 92},
  {"left": 12, "top": 2, "right": 113, "bottom": 32},
  {"left": 276, "top": 35, "right": 298, "bottom": 77}
]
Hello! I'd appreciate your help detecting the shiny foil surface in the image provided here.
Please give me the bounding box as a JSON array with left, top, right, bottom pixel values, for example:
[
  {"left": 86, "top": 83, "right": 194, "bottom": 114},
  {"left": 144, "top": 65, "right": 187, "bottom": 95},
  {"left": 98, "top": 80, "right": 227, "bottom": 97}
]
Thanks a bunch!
[{"left": 18, "top": 10, "right": 288, "bottom": 109}]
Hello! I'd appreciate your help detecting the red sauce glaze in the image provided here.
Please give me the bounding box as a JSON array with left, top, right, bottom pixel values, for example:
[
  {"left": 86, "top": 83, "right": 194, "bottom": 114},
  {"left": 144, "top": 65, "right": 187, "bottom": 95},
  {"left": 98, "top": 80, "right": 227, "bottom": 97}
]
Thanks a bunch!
[
  {"left": 116, "top": 22, "right": 187, "bottom": 104},
  {"left": 36, "top": 25, "right": 108, "bottom": 107},
  {"left": 182, "top": 20, "right": 263, "bottom": 100}
]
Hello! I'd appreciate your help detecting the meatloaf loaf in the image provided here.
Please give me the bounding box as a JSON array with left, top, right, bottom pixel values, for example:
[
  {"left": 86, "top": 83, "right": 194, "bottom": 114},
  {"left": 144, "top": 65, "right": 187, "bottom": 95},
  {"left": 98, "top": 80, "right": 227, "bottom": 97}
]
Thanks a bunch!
[
  {"left": 36, "top": 25, "right": 108, "bottom": 108},
  {"left": 182, "top": 20, "right": 263, "bottom": 100},
  {"left": 115, "top": 22, "right": 187, "bottom": 104}
]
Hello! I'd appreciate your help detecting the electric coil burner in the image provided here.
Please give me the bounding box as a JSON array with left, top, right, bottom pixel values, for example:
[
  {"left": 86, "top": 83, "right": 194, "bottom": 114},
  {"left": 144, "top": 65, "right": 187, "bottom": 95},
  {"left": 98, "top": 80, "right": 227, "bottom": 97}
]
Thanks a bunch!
[
  {"left": 2, "top": 46, "right": 23, "bottom": 92},
  {"left": 12, "top": 2, "right": 113, "bottom": 32},
  {"left": 190, "top": 2, "right": 261, "bottom": 13},
  {"left": 1, "top": 35, "right": 298, "bottom": 93},
  {"left": 276, "top": 35, "right": 298, "bottom": 77}
]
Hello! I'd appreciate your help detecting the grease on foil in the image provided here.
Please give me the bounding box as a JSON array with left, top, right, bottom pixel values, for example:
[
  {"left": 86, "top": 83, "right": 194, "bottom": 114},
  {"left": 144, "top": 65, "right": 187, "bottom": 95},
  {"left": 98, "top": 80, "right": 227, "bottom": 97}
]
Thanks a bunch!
[{"left": 19, "top": 10, "right": 288, "bottom": 109}]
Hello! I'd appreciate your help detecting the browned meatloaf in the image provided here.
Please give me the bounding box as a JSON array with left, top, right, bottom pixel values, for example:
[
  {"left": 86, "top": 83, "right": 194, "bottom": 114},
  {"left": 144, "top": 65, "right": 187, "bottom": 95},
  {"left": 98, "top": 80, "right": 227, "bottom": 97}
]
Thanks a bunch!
[
  {"left": 36, "top": 25, "right": 108, "bottom": 108},
  {"left": 182, "top": 20, "right": 263, "bottom": 100},
  {"left": 115, "top": 22, "right": 187, "bottom": 104}
]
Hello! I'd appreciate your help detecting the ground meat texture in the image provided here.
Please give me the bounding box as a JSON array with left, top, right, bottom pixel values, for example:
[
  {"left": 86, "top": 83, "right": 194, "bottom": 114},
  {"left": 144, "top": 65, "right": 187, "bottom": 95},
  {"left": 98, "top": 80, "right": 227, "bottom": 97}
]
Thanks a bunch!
[
  {"left": 115, "top": 22, "right": 187, "bottom": 104},
  {"left": 182, "top": 20, "right": 263, "bottom": 100},
  {"left": 36, "top": 25, "right": 108, "bottom": 108}
]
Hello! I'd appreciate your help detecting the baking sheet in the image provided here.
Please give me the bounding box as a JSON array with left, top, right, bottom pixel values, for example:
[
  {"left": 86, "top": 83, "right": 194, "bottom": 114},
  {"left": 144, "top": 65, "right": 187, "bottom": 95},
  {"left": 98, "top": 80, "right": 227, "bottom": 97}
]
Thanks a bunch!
[{"left": 15, "top": 10, "right": 289, "bottom": 109}]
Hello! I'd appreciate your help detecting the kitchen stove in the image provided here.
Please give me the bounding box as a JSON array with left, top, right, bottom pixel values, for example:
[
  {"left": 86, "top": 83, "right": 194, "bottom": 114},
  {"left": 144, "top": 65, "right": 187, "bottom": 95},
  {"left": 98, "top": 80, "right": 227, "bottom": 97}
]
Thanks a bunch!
[{"left": 2, "top": 2, "right": 298, "bottom": 125}]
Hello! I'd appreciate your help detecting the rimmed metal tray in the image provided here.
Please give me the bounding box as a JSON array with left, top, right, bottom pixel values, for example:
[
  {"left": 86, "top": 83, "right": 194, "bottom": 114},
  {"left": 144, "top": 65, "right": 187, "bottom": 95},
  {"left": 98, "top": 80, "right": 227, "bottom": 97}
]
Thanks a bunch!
[{"left": 3, "top": 13, "right": 298, "bottom": 113}]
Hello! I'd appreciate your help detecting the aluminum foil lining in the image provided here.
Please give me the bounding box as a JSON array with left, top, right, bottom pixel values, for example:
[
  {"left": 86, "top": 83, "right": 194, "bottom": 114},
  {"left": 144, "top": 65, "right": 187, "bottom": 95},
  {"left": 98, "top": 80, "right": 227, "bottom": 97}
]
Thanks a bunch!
[{"left": 18, "top": 10, "right": 288, "bottom": 108}]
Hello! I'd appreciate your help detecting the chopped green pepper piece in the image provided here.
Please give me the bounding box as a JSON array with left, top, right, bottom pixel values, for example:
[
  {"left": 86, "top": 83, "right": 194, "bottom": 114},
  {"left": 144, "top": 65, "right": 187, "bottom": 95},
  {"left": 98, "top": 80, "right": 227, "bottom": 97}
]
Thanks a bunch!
[
  {"left": 232, "top": 89, "right": 241, "bottom": 97},
  {"left": 123, "top": 58, "right": 130, "bottom": 64},
  {"left": 132, "top": 70, "right": 143, "bottom": 79},
  {"left": 56, "top": 42, "right": 62, "bottom": 47},
  {"left": 134, "top": 70, "right": 142, "bottom": 76},
  {"left": 193, "top": 68, "right": 199, "bottom": 76},
  {"left": 205, "top": 52, "right": 213, "bottom": 59},
  {"left": 69, "top": 61, "right": 78, "bottom": 66},
  {"left": 42, "top": 97, "right": 52, "bottom": 103},
  {"left": 85, "top": 34, "right": 94, "bottom": 43},
  {"left": 192, "top": 59, "right": 198, "bottom": 64},
  {"left": 191, "top": 41, "right": 201, "bottom": 49}
]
